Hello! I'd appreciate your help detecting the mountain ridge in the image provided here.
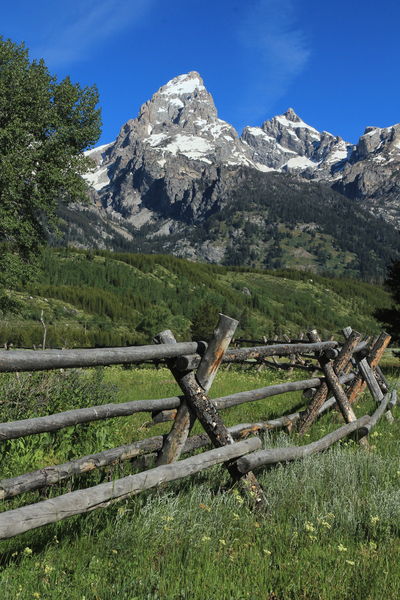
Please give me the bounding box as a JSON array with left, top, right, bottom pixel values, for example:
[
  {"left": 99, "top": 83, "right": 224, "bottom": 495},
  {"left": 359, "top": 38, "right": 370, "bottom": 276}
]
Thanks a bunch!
[{"left": 58, "top": 71, "right": 400, "bottom": 280}]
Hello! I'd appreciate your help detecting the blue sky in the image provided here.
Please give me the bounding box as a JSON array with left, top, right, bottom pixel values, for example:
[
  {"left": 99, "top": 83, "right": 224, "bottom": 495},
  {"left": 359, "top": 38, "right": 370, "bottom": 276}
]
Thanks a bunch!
[{"left": 2, "top": 0, "right": 399, "bottom": 146}]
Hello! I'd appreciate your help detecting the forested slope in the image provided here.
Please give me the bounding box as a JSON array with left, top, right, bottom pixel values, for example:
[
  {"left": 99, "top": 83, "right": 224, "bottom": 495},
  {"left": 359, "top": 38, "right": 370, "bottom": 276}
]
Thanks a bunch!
[{"left": 0, "top": 249, "right": 390, "bottom": 348}]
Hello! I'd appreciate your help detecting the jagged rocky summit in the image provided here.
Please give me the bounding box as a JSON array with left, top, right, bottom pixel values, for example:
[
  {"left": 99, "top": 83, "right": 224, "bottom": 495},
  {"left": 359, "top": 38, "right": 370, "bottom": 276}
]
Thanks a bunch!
[{"left": 62, "top": 71, "right": 400, "bottom": 279}]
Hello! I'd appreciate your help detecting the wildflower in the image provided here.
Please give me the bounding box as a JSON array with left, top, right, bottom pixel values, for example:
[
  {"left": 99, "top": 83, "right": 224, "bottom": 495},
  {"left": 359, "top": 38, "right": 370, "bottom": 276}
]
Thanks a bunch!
[
  {"left": 43, "top": 565, "right": 54, "bottom": 575},
  {"left": 162, "top": 515, "right": 174, "bottom": 521},
  {"left": 232, "top": 488, "right": 244, "bottom": 505},
  {"left": 219, "top": 539, "right": 226, "bottom": 546},
  {"left": 370, "top": 431, "right": 379, "bottom": 438},
  {"left": 337, "top": 544, "right": 347, "bottom": 552},
  {"left": 233, "top": 513, "right": 240, "bottom": 520},
  {"left": 345, "top": 560, "right": 355, "bottom": 566},
  {"left": 320, "top": 521, "right": 332, "bottom": 529},
  {"left": 201, "top": 536, "right": 211, "bottom": 542},
  {"left": 304, "top": 522, "right": 316, "bottom": 533},
  {"left": 308, "top": 535, "right": 317, "bottom": 541},
  {"left": 32, "top": 594, "right": 41, "bottom": 599},
  {"left": 370, "top": 516, "right": 380, "bottom": 525},
  {"left": 254, "top": 521, "right": 261, "bottom": 528},
  {"left": 263, "top": 549, "right": 272, "bottom": 556},
  {"left": 111, "top": 549, "right": 118, "bottom": 554},
  {"left": 23, "top": 547, "right": 33, "bottom": 556}
]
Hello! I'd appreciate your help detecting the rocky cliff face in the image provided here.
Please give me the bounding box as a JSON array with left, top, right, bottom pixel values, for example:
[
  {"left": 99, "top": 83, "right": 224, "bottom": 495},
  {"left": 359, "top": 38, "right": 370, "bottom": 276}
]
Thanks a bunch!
[
  {"left": 242, "top": 108, "right": 353, "bottom": 179},
  {"left": 61, "top": 71, "right": 400, "bottom": 278},
  {"left": 83, "top": 72, "right": 272, "bottom": 231},
  {"left": 332, "top": 124, "right": 400, "bottom": 225}
]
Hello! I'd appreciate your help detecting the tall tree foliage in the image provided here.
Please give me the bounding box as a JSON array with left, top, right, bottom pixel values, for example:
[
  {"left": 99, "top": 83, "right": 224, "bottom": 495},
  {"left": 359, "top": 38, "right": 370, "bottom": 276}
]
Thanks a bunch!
[
  {"left": 375, "top": 260, "right": 400, "bottom": 341},
  {"left": 0, "top": 37, "right": 101, "bottom": 290}
]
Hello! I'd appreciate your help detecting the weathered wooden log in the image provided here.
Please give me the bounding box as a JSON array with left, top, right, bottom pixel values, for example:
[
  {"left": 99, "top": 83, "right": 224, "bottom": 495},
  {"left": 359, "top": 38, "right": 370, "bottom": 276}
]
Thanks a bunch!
[
  {"left": 357, "top": 358, "right": 384, "bottom": 402},
  {"left": 217, "top": 341, "right": 339, "bottom": 362},
  {"left": 196, "top": 315, "right": 239, "bottom": 393},
  {"left": 213, "top": 377, "right": 324, "bottom": 410},
  {"left": 385, "top": 389, "right": 398, "bottom": 422},
  {"left": 387, "top": 389, "right": 397, "bottom": 411},
  {"left": 150, "top": 408, "right": 177, "bottom": 425},
  {"left": 236, "top": 415, "right": 371, "bottom": 473},
  {"left": 297, "top": 330, "right": 362, "bottom": 433},
  {"left": 158, "top": 328, "right": 267, "bottom": 507},
  {"left": 0, "top": 438, "right": 261, "bottom": 540},
  {"left": 374, "top": 367, "right": 389, "bottom": 394},
  {"left": 155, "top": 316, "right": 238, "bottom": 466},
  {"left": 260, "top": 361, "right": 321, "bottom": 373},
  {"left": 0, "top": 372, "right": 355, "bottom": 442},
  {"left": 176, "top": 342, "right": 339, "bottom": 370},
  {"left": 233, "top": 338, "right": 307, "bottom": 345},
  {"left": 357, "top": 391, "right": 392, "bottom": 436},
  {"left": 322, "top": 361, "right": 358, "bottom": 423},
  {"left": 347, "top": 333, "right": 391, "bottom": 403},
  {"left": 0, "top": 342, "right": 205, "bottom": 373},
  {"left": 154, "top": 330, "right": 195, "bottom": 467},
  {"left": 0, "top": 396, "right": 182, "bottom": 441},
  {"left": 150, "top": 372, "right": 355, "bottom": 426},
  {"left": 0, "top": 436, "right": 165, "bottom": 500}
]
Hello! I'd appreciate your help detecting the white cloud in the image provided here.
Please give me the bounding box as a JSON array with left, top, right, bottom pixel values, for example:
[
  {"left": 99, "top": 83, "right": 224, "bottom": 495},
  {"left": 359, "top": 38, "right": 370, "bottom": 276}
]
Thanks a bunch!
[
  {"left": 32, "top": 0, "right": 155, "bottom": 68},
  {"left": 236, "top": 0, "right": 310, "bottom": 122}
]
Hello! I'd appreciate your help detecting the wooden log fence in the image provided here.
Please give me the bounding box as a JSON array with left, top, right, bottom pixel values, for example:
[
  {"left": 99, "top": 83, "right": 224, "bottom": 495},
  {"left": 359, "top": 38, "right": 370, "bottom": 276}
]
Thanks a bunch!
[{"left": 0, "top": 317, "right": 395, "bottom": 540}]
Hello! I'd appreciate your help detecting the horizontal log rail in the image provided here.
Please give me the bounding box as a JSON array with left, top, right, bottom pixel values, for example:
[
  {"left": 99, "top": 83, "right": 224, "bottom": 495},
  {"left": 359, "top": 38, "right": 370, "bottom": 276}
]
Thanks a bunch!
[
  {"left": 236, "top": 391, "right": 394, "bottom": 474},
  {"left": 0, "top": 341, "right": 339, "bottom": 373},
  {"left": 0, "top": 341, "right": 206, "bottom": 373},
  {"left": 236, "top": 416, "right": 371, "bottom": 473},
  {"left": 0, "top": 438, "right": 261, "bottom": 540},
  {"left": 0, "top": 373, "right": 355, "bottom": 441}
]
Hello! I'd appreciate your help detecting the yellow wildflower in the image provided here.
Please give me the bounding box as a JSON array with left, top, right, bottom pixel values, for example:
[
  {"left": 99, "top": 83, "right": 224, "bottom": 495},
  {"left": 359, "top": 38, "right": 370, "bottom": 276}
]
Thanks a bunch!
[
  {"left": 304, "top": 522, "right": 316, "bottom": 533},
  {"left": 43, "top": 565, "right": 53, "bottom": 575},
  {"left": 23, "top": 547, "right": 33, "bottom": 556},
  {"left": 337, "top": 544, "right": 347, "bottom": 552},
  {"left": 219, "top": 539, "right": 226, "bottom": 546},
  {"left": 263, "top": 549, "right": 272, "bottom": 556},
  {"left": 370, "top": 516, "right": 380, "bottom": 525},
  {"left": 201, "top": 535, "right": 211, "bottom": 542},
  {"left": 345, "top": 560, "right": 355, "bottom": 566}
]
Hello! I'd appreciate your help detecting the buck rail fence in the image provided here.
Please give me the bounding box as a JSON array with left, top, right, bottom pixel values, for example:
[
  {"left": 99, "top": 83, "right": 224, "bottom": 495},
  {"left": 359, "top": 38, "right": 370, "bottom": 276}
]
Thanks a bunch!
[{"left": 0, "top": 316, "right": 396, "bottom": 540}]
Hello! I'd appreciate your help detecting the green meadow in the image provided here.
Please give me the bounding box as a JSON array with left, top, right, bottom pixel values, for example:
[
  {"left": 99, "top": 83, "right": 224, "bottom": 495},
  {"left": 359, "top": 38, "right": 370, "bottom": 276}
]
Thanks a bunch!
[{"left": 0, "top": 363, "right": 399, "bottom": 600}]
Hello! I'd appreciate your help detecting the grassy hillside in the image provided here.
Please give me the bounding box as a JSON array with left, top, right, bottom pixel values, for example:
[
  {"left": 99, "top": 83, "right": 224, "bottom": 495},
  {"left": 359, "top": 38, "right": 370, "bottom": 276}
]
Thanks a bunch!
[{"left": 0, "top": 248, "right": 391, "bottom": 348}]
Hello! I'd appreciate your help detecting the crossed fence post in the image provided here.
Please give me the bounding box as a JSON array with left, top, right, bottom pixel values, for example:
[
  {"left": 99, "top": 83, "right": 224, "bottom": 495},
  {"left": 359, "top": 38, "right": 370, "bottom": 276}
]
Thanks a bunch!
[{"left": 154, "top": 314, "right": 267, "bottom": 508}]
